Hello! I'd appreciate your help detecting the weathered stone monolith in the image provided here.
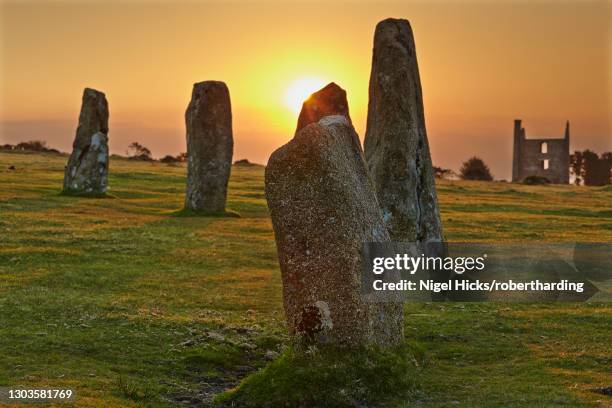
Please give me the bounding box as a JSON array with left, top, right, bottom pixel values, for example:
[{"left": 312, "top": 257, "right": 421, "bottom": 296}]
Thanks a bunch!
[
  {"left": 265, "top": 85, "right": 403, "bottom": 347},
  {"left": 364, "top": 18, "right": 443, "bottom": 244},
  {"left": 296, "top": 82, "right": 352, "bottom": 132},
  {"left": 63, "top": 88, "right": 109, "bottom": 195},
  {"left": 184, "top": 81, "right": 233, "bottom": 213}
]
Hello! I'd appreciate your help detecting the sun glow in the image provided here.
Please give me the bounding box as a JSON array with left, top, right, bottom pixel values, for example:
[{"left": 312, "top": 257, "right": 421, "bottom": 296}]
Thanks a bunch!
[{"left": 284, "top": 77, "right": 327, "bottom": 114}]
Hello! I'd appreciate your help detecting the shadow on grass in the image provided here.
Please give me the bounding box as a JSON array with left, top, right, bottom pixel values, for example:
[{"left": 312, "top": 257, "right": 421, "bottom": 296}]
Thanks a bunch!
[
  {"left": 59, "top": 190, "right": 116, "bottom": 199},
  {"left": 216, "top": 342, "right": 425, "bottom": 407},
  {"left": 170, "top": 208, "right": 241, "bottom": 218}
]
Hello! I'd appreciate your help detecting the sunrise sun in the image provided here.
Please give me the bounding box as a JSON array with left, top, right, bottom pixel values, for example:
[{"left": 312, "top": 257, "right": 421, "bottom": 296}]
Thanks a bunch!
[{"left": 284, "top": 77, "right": 327, "bottom": 114}]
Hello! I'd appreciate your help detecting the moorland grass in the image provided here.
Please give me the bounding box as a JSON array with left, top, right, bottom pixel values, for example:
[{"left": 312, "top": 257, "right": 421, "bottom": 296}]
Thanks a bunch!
[
  {"left": 216, "top": 343, "right": 425, "bottom": 407},
  {"left": 0, "top": 151, "right": 610, "bottom": 407}
]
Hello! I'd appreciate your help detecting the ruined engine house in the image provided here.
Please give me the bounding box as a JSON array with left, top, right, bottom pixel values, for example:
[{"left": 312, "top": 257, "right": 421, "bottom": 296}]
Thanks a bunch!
[{"left": 512, "top": 119, "right": 570, "bottom": 184}]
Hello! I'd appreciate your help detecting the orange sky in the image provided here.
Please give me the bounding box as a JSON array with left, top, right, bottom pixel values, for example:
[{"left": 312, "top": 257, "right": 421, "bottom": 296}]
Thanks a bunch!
[{"left": 1, "top": 0, "right": 610, "bottom": 179}]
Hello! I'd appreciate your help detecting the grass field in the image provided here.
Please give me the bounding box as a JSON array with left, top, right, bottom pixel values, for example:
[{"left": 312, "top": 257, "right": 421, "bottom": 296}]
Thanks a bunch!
[{"left": 0, "top": 150, "right": 610, "bottom": 407}]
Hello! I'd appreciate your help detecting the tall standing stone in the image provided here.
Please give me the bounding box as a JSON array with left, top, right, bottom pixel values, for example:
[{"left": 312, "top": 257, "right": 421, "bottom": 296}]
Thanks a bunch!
[
  {"left": 63, "top": 88, "right": 109, "bottom": 195},
  {"left": 364, "top": 18, "right": 443, "bottom": 244},
  {"left": 265, "top": 84, "right": 403, "bottom": 347},
  {"left": 184, "top": 81, "right": 233, "bottom": 213}
]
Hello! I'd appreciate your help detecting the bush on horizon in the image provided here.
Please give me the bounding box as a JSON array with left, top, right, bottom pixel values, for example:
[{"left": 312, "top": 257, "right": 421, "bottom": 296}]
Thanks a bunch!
[{"left": 460, "top": 156, "right": 494, "bottom": 181}]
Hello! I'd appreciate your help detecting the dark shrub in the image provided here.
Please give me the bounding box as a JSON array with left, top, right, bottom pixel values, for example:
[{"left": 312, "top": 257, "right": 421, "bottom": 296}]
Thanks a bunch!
[
  {"left": 160, "top": 155, "right": 180, "bottom": 164},
  {"left": 127, "top": 142, "right": 152, "bottom": 161},
  {"left": 11, "top": 140, "right": 61, "bottom": 154},
  {"left": 523, "top": 176, "right": 550, "bottom": 185},
  {"left": 459, "top": 157, "right": 493, "bottom": 181},
  {"left": 433, "top": 165, "right": 453, "bottom": 179}
]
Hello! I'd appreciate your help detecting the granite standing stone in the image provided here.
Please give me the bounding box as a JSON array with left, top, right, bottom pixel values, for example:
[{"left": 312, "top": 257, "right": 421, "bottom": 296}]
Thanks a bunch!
[
  {"left": 364, "top": 18, "right": 443, "bottom": 244},
  {"left": 63, "top": 88, "right": 109, "bottom": 195},
  {"left": 296, "top": 82, "right": 352, "bottom": 132},
  {"left": 265, "top": 84, "right": 403, "bottom": 347},
  {"left": 184, "top": 81, "right": 233, "bottom": 213}
]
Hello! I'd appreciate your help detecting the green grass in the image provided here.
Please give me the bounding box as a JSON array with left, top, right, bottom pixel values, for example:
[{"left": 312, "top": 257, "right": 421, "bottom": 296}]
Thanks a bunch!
[
  {"left": 217, "top": 343, "right": 425, "bottom": 407},
  {"left": 0, "top": 151, "right": 610, "bottom": 407}
]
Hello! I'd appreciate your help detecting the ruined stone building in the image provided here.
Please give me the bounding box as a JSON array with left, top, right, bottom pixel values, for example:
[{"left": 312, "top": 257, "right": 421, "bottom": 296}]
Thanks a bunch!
[{"left": 512, "top": 119, "right": 570, "bottom": 184}]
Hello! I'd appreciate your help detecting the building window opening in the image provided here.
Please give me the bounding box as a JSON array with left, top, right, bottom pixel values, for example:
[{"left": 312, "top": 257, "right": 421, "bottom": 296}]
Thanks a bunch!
[
  {"left": 541, "top": 142, "right": 548, "bottom": 154},
  {"left": 543, "top": 159, "right": 549, "bottom": 170}
]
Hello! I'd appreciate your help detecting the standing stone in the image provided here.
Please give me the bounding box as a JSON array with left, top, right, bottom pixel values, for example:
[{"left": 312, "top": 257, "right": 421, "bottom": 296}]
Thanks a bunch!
[
  {"left": 184, "top": 81, "right": 233, "bottom": 213},
  {"left": 265, "top": 84, "right": 403, "bottom": 347},
  {"left": 364, "top": 18, "right": 443, "bottom": 244},
  {"left": 296, "top": 82, "right": 352, "bottom": 132},
  {"left": 63, "top": 88, "right": 109, "bottom": 195}
]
